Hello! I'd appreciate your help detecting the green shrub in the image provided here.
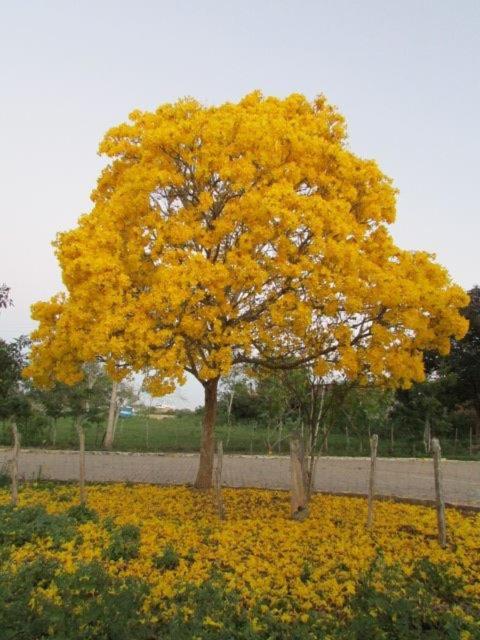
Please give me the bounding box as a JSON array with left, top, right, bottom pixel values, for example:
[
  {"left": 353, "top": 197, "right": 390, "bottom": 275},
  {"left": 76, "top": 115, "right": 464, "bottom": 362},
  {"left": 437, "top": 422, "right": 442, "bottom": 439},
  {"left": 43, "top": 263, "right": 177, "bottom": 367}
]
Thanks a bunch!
[
  {"left": 0, "top": 514, "right": 477, "bottom": 640},
  {"left": 102, "top": 515, "right": 116, "bottom": 531},
  {"left": 0, "top": 556, "right": 60, "bottom": 640},
  {"left": 300, "top": 561, "right": 313, "bottom": 583},
  {"left": 104, "top": 524, "right": 141, "bottom": 561},
  {"left": 0, "top": 504, "right": 75, "bottom": 548},
  {"left": 66, "top": 504, "right": 99, "bottom": 524},
  {"left": 155, "top": 578, "right": 256, "bottom": 640},
  {"left": 0, "top": 558, "right": 150, "bottom": 640},
  {"left": 153, "top": 544, "right": 180, "bottom": 571},
  {"left": 340, "top": 555, "right": 477, "bottom": 640},
  {"left": 18, "top": 415, "right": 51, "bottom": 447}
]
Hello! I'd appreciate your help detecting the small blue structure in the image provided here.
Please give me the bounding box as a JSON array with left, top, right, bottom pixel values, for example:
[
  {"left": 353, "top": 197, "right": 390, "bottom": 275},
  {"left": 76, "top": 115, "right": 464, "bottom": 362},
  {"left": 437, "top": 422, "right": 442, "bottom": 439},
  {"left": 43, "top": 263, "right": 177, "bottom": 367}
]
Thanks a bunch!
[{"left": 119, "top": 405, "right": 134, "bottom": 418}]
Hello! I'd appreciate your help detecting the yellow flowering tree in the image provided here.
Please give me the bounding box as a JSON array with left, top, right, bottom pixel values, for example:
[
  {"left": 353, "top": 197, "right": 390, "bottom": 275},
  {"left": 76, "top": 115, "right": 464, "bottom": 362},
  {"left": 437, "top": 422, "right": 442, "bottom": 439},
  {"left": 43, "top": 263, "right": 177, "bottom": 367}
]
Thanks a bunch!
[{"left": 24, "top": 92, "right": 468, "bottom": 488}]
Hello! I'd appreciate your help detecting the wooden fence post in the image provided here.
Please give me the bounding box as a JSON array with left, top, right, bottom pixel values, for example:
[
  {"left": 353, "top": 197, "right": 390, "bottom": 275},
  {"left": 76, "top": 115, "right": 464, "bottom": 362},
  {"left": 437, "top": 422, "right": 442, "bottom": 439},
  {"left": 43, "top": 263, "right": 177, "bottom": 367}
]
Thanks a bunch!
[
  {"left": 11, "top": 422, "right": 20, "bottom": 507},
  {"left": 431, "top": 438, "right": 446, "bottom": 547},
  {"left": 214, "top": 440, "right": 225, "bottom": 519},
  {"left": 290, "top": 436, "right": 308, "bottom": 520},
  {"left": 366, "top": 434, "right": 378, "bottom": 529},
  {"left": 76, "top": 420, "right": 86, "bottom": 506}
]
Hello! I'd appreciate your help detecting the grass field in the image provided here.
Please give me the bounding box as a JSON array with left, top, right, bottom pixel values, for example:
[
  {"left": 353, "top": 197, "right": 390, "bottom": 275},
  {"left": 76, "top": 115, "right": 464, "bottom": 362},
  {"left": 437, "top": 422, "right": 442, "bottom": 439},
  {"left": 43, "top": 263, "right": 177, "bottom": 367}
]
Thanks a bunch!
[
  {"left": 1, "top": 413, "right": 478, "bottom": 460},
  {"left": 1, "top": 483, "right": 479, "bottom": 639}
]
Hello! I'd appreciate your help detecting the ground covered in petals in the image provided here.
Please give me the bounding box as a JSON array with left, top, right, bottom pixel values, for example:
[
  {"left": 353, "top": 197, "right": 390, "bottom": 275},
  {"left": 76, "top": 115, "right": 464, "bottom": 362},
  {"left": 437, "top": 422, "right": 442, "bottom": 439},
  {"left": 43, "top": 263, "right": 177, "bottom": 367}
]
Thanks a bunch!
[{"left": 0, "top": 483, "right": 479, "bottom": 639}]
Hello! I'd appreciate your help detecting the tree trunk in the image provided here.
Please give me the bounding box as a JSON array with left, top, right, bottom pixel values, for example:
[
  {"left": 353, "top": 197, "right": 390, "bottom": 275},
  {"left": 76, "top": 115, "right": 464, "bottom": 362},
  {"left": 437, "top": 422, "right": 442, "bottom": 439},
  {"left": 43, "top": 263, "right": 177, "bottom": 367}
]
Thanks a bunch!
[
  {"left": 227, "top": 389, "right": 234, "bottom": 427},
  {"left": 226, "top": 389, "right": 235, "bottom": 448},
  {"left": 103, "top": 380, "right": 119, "bottom": 450},
  {"left": 194, "top": 378, "right": 219, "bottom": 489},
  {"left": 306, "top": 454, "right": 318, "bottom": 502},
  {"left": 306, "top": 386, "right": 325, "bottom": 501},
  {"left": 112, "top": 403, "right": 121, "bottom": 442}
]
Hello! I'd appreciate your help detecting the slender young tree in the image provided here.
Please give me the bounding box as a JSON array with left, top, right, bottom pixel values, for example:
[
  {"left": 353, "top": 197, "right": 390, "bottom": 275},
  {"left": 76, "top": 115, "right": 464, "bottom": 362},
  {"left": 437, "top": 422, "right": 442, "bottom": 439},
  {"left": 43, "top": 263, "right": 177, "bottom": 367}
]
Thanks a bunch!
[
  {"left": 103, "top": 377, "right": 138, "bottom": 449},
  {"left": 24, "top": 92, "right": 468, "bottom": 488},
  {"left": 103, "top": 380, "right": 119, "bottom": 450},
  {"left": 60, "top": 364, "right": 110, "bottom": 504}
]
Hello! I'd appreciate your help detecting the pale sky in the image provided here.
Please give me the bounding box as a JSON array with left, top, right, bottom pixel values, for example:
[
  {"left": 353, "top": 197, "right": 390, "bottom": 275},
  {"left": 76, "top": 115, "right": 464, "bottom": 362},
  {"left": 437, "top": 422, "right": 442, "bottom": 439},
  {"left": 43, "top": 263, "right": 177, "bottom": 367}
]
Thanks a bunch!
[{"left": 1, "top": 1, "right": 479, "bottom": 408}]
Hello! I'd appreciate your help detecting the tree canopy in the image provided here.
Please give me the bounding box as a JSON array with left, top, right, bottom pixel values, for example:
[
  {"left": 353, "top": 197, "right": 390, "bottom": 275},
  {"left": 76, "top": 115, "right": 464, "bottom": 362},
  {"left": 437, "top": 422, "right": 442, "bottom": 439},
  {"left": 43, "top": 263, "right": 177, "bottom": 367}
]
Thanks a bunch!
[
  {"left": 447, "top": 286, "right": 480, "bottom": 427},
  {"left": 0, "top": 336, "right": 30, "bottom": 421},
  {"left": 24, "top": 92, "right": 468, "bottom": 486},
  {"left": 418, "top": 286, "right": 480, "bottom": 441}
]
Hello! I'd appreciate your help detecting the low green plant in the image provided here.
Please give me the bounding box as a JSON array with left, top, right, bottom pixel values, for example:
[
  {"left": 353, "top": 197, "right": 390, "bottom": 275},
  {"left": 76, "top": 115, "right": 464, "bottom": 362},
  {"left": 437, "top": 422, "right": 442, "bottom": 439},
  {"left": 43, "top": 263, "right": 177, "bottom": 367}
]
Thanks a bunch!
[
  {"left": 0, "top": 511, "right": 478, "bottom": 640},
  {"left": 104, "top": 523, "right": 141, "bottom": 561},
  {"left": 153, "top": 543, "right": 180, "bottom": 570},
  {"left": 300, "top": 561, "right": 313, "bottom": 583},
  {"left": 0, "top": 504, "right": 75, "bottom": 548},
  {"left": 340, "top": 554, "right": 476, "bottom": 640},
  {"left": 0, "top": 557, "right": 150, "bottom": 640},
  {"left": 66, "top": 503, "right": 99, "bottom": 524}
]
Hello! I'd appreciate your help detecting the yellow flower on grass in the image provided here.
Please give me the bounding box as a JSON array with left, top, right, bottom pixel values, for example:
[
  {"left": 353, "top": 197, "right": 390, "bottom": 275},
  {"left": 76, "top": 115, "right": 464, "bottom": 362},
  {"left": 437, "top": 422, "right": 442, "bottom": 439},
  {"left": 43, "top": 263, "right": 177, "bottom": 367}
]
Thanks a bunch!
[{"left": 1, "top": 484, "right": 479, "bottom": 627}]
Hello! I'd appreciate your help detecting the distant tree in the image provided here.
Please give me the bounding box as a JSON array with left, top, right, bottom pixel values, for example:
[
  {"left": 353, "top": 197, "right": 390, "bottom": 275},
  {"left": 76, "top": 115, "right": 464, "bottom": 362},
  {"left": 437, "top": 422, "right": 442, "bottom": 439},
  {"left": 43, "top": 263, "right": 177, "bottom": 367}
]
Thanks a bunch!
[
  {"left": 60, "top": 363, "right": 111, "bottom": 505},
  {"left": 276, "top": 369, "right": 354, "bottom": 497},
  {"left": 255, "top": 374, "right": 291, "bottom": 453},
  {"left": 27, "top": 364, "right": 113, "bottom": 448},
  {"left": 390, "top": 287, "right": 480, "bottom": 449},
  {"left": 219, "top": 375, "right": 259, "bottom": 422},
  {"left": 218, "top": 367, "right": 251, "bottom": 427},
  {"left": 0, "top": 336, "right": 30, "bottom": 422},
  {"left": 342, "top": 386, "right": 399, "bottom": 453},
  {"left": 441, "top": 286, "right": 480, "bottom": 442},
  {"left": 28, "top": 382, "right": 73, "bottom": 446},
  {"left": 60, "top": 364, "right": 111, "bottom": 427},
  {"left": 0, "top": 284, "right": 13, "bottom": 311}
]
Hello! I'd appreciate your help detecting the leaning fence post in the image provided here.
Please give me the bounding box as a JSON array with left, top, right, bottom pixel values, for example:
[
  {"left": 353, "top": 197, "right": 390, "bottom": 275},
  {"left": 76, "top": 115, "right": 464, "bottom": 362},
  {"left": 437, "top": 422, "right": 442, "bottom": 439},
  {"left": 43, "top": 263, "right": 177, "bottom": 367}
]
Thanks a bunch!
[
  {"left": 366, "top": 434, "right": 378, "bottom": 529},
  {"left": 431, "top": 438, "right": 446, "bottom": 547},
  {"left": 290, "top": 435, "right": 308, "bottom": 520},
  {"left": 214, "top": 440, "right": 226, "bottom": 520},
  {"left": 11, "top": 422, "right": 20, "bottom": 507},
  {"left": 76, "top": 420, "right": 87, "bottom": 506}
]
